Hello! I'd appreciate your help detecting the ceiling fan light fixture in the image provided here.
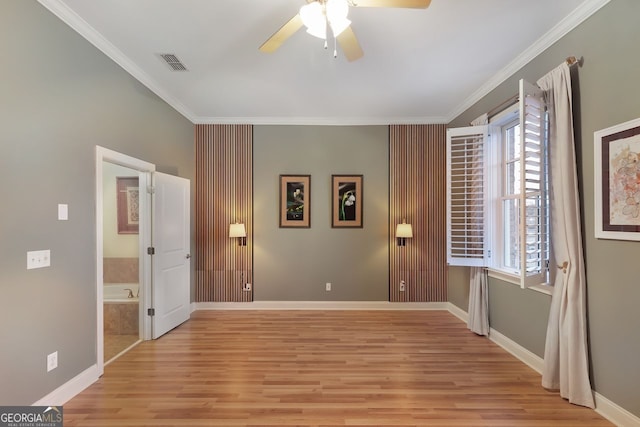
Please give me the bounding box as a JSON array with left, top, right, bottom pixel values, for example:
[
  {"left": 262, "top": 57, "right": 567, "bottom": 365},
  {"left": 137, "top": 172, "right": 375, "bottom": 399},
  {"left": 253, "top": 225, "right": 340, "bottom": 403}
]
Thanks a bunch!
[
  {"left": 326, "top": 0, "right": 349, "bottom": 22},
  {"left": 329, "top": 17, "right": 351, "bottom": 36},
  {"left": 305, "top": 22, "right": 327, "bottom": 40},
  {"left": 300, "top": 2, "right": 326, "bottom": 39},
  {"left": 326, "top": 0, "right": 350, "bottom": 36}
]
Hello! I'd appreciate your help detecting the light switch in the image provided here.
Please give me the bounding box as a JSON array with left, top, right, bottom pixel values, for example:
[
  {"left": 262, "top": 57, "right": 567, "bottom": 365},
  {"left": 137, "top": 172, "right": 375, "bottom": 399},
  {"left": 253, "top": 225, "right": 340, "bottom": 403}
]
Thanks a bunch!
[
  {"left": 58, "top": 204, "right": 68, "bottom": 221},
  {"left": 27, "top": 250, "right": 51, "bottom": 270}
]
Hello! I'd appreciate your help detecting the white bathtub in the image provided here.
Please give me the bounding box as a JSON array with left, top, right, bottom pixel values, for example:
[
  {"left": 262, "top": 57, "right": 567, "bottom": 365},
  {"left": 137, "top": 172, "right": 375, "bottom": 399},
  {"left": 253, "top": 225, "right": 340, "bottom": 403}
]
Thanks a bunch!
[{"left": 104, "top": 283, "right": 139, "bottom": 303}]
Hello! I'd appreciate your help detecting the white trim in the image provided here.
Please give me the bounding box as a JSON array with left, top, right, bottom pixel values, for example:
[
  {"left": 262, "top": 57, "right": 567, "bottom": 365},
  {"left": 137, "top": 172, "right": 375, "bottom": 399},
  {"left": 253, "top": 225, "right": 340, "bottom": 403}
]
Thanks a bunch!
[
  {"left": 487, "top": 327, "right": 545, "bottom": 374},
  {"left": 448, "top": 304, "right": 639, "bottom": 426},
  {"left": 32, "top": 364, "right": 98, "bottom": 406},
  {"left": 31, "top": 301, "right": 639, "bottom": 426},
  {"left": 36, "top": 0, "right": 610, "bottom": 126},
  {"left": 194, "top": 301, "right": 449, "bottom": 311},
  {"left": 192, "top": 116, "right": 449, "bottom": 126},
  {"left": 594, "top": 392, "right": 640, "bottom": 427},
  {"left": 447, "top": 302, "right": 469, "bottom": 323},
  {"left": 485, "top": 326, "right": 640, "bottom": 426},
  {"left": 37, "top": 0, "right": 196, "bottom": 123},
  {"left": 36, "top": 0, "right": 446, "bottom": 126},
  {"left": 487, "top": 268, "right": 520, "bottom": 286},
  {"left": 445, "top": 0, "right": 612, "bottom": 123},
  {"left": 527, "top": 284, "right": 553, "bottom": 296}
]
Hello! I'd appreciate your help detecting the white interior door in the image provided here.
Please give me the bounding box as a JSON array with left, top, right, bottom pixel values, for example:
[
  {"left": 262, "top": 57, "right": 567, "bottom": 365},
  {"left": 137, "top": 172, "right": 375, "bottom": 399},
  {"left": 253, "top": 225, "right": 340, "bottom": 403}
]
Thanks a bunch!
[{"left": 152, "top": 172, "right": 191, "bottom": 339}]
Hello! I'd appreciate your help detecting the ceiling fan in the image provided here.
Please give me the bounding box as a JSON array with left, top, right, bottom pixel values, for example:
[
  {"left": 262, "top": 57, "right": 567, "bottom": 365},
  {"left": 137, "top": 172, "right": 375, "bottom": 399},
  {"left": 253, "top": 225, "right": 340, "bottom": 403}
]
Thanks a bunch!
[{"left": 259, "top": 0, "right": 432, "bottom": 62}]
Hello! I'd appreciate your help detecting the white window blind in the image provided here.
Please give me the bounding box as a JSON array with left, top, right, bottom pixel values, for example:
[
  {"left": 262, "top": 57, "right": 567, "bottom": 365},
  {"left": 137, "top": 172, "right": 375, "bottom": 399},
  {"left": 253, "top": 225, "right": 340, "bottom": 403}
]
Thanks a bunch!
[
  {"left": 446, "top": 125, "right": 489, "bottom": 267},
  {"left": 518, "top": 79, "right": 549, "bottom": 288}
]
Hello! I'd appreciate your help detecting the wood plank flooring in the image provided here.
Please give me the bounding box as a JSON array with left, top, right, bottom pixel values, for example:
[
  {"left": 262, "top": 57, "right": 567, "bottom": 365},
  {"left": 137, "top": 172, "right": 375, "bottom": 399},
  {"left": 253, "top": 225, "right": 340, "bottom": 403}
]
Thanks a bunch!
[
  {"left": 104, "top": 334, "right": 139, "bottom": 363},
  {"left": 64, "top": 310, "right": 612, "bottom": 426}
]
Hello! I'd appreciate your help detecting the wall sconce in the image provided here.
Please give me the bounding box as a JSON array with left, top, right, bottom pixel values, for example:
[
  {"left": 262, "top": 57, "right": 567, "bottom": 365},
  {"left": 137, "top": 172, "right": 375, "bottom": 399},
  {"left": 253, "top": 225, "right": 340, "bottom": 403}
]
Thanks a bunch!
[
  {"left": 395, "top": 219, "right": 413, "bottom": 247},
  {"left": 229, "top": 222, "right": 247, "bottom": 246}
]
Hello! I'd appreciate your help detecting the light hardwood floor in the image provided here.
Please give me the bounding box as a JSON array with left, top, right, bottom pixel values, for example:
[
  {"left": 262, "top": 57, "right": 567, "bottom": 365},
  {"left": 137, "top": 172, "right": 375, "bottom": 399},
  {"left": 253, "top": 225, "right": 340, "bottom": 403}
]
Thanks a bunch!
[
  {"left": 104, "top": 334, "right": 139, "bottom": 363},
  {"left": 65, "top": 310, "right": 611, "bottom": 426}
]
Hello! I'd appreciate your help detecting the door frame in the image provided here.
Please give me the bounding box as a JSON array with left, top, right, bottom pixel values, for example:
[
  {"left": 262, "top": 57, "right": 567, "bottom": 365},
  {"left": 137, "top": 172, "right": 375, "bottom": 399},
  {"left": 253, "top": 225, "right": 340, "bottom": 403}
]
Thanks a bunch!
[{"left": 95, "top": 146, "right": 155, "bottom": 376}]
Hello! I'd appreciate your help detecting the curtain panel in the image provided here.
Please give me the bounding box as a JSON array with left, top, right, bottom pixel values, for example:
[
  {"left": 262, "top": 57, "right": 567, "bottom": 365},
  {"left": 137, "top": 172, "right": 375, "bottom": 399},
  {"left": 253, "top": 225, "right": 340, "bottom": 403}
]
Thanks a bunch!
[{"left": 538, "top": 62, "right": 594, "bottom": 408}]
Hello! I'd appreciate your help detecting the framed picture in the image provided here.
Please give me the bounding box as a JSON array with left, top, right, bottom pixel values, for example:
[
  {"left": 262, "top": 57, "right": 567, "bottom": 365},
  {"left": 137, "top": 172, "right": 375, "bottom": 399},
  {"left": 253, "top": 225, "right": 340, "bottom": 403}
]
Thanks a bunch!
[
  {"left": 331, "top": 174, "right": 363, "bottom": 228},
  {"left": 594, "top": 117, "right": 640, "bottom": 241},
  {"left": 279, "top": 175, "right": 311, "bottom": 228},
  {"left": 116, "top": 177, "right": 139, "bottom": 234}
]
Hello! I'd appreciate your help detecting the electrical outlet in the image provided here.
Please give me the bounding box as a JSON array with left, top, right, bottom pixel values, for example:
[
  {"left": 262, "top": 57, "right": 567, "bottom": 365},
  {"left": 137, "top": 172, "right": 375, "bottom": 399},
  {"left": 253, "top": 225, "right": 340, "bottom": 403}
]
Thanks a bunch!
[
  {"left": 400, "top": 280, "right": 406, "bottom": 292},
  {"left": 243, "top": 283, "right": 252, "bottom": 291},
  {"left": 325, "top": 282, "right": 331, "bottom": 291},
  {"left": 27, "top": 250, "right": 51, "bottom": 270},
  {"left": 47, "top": 351, "right": 58, "bottom": 372}
]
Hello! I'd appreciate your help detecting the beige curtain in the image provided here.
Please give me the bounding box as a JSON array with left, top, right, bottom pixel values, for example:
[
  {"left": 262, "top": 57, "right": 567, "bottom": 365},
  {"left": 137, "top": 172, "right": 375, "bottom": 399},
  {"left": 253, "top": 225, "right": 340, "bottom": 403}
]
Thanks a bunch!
[
  {"left": 537, "top": 63, "right": 594, "bottom": 408},
  {"left": 467, "top": 114, "right": 490, "bottom": 336}
]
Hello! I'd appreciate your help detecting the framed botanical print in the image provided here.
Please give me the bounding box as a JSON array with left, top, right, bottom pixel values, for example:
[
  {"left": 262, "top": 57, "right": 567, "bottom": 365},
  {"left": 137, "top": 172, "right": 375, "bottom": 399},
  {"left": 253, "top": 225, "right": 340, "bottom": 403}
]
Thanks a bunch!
[
  {"left": 594, "top": 117, "right": 640, "bottom": 241},
  {"left": 331, "top": 174, "right": 363, "bottom": 228},
  {"left": 279, "top": 175, "right": 311, "bottom": 228}
]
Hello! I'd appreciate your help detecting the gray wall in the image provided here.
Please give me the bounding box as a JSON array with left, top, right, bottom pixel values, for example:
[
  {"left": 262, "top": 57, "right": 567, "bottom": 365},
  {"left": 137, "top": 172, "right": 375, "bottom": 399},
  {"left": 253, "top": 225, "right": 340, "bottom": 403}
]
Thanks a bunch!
[
  {"left": 0, "top": 1, "right": 193, "bottom": 405},
  {"left": 253, "top": 125, "right": 389, "bottom": 301},
  {"left": 448, "top": 0, "right": 640, "bottom": 416}
]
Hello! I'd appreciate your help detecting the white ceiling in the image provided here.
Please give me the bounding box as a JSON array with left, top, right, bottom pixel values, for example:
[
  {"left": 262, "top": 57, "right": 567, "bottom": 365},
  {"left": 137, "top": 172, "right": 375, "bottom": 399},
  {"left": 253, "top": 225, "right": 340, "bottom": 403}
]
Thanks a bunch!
[{"left": 39, "top": 0, "right": 606, "bottom": 125}]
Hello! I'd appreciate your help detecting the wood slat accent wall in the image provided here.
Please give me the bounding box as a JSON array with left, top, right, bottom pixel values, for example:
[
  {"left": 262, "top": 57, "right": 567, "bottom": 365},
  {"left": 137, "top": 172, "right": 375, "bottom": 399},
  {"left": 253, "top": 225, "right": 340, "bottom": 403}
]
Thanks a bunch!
[
  {"left": 389, "top": 124, "right": 447, "bottom": 302},
  {"left": 195, "top": 124, "right": 253, "bottom": 302}
]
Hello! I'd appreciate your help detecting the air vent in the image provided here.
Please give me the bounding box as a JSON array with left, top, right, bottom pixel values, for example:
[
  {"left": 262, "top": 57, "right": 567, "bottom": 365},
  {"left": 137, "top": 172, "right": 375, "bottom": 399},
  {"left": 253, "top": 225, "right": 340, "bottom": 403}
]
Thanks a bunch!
[{"left": 159, "top": 53, "right": 188, "bottom": 72}]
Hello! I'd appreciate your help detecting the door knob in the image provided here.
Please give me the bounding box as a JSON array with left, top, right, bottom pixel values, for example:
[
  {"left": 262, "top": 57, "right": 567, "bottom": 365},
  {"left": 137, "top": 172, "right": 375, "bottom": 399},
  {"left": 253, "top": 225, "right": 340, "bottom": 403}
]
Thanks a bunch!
[{"left": 186, "top": 254, "right": 191, "bottom": 259}]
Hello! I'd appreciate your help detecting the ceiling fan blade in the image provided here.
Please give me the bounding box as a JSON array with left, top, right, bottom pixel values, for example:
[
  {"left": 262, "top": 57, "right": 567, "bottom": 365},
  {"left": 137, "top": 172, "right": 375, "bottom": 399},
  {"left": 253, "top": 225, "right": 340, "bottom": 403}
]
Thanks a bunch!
[
  {"left": 337, "top": 27, "right": 364, "bottom": 62},
  {"left": 259, "top": 14, "right": 304, "bottom": 53},
  {"left": 352, "top": 0, "right": 431, "bottom": 8}
]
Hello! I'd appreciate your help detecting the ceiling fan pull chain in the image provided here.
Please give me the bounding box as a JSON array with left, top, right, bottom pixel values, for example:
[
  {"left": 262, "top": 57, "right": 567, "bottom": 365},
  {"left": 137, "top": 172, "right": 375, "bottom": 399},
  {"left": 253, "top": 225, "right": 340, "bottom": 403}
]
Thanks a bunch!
[
  {"left": 333, "top": 33, "right": 338, "bottom": 58},
  {"left": 324, "top": 39, "right": 328, "bottom": 49}
]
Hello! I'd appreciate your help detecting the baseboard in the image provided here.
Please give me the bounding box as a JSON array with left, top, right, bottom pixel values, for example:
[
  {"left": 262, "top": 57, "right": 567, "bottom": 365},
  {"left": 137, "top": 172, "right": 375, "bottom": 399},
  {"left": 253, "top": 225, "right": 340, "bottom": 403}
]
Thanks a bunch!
[
  {"left": 33, "top": 364, "right": 99, "bottom": 406},
  {"left": 447, "top": 302, "right": 469, "bottom": 323},
  {"left": 594, "top": 392, "right": 640, "bottom": 427},
  {"left": 35, "top": 303, "right": 639, "bottom": 426},
  {"left": 448, "top": 302, "right": 545, "bottom": 373},
  {"left": 486, "top": 327, "right": 545, "bottom": 374},
  {"left": 194, "top": 300, "right": 449, "bottom": 311},
  {"left": 447, "top": 304, "right": 640, "bottom": 426}
]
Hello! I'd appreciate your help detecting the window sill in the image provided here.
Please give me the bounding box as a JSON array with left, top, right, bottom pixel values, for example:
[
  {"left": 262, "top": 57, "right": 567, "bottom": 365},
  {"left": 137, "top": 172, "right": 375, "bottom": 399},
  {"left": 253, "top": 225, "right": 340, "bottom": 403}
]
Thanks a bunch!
[
  {"left": 487, "top": 268, "right": 519, "bottom": 285},
  {"left": 528, "top": 283, "right": 553, "bottom": 296},
  {"left": 487, "top": 268, "right": 553, "bottom": 296}
]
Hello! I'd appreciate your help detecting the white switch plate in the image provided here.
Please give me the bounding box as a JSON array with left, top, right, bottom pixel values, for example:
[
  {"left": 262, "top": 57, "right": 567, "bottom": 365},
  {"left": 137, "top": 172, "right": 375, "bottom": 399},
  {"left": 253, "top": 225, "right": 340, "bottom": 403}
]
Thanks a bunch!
[
  {"left": 58, "top": 204, "right": 68, "bottom": 220},
  {"left": 400, "top": 280, "right": 406, "bottom": 292},
  {"left": 47, "top": 351, "right": 58, "bottom": 372},
  {"left": 243, "top": 283, "right": 252, "bottom": 291},
  {"left": 326, "top": 282, "right": 331, "bottom": 291},
  {"left": 27, "top": 250, "right": 51, "bottom": 269}
]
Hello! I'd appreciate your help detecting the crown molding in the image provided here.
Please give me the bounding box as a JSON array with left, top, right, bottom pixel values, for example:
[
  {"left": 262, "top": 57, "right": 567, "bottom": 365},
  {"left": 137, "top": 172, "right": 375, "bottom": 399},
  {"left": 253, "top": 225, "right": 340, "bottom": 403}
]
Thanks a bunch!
[
  {"left": 192, "top": 115, "right": 449, "bottom": 126},
  {"left": 39, "top": 0, "right": 610, "bottom": 127},
  {"left": 37, "top": 0, "right": 448, "bottom": 126},
  {"left": 445, "top": 0, "right": 612, "bottom": 123},
  {"left": 37, "top": 0, "right": 197, "bottom": 123}
]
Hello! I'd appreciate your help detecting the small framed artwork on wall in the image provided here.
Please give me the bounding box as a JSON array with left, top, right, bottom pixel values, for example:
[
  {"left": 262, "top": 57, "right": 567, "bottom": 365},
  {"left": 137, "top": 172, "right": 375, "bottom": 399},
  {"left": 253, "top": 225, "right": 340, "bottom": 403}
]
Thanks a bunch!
[
  {"left": 279, "top": 175, "right": 311, "bottom": 228},
  {"left": 116, "top": 176, "right": 139, "bottom": 234},
  {"left": 594, "top": 117, "right": 640, "bottom": 241},
  {"left": 331, "top": 174, "right": 363, "bottom": 228}
]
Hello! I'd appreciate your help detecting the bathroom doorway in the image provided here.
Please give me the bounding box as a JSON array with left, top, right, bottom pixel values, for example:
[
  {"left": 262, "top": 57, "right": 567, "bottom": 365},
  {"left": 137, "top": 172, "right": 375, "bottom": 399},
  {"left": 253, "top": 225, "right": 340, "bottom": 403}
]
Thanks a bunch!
[
  {"left": 102, "top": 162, "right": 142, "bottom": 364},
  {"left": 95, "top": 146, "right": 191, "bottom": 376}
]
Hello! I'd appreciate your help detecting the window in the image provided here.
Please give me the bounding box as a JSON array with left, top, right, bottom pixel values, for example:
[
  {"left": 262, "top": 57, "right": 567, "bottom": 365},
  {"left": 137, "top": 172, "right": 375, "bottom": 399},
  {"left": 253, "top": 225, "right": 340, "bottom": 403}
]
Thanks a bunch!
[
  {"left": 446, "top": 79, "right": 550, "bottom": 289},
  {"left": 501, "top": 118, "right": 521, "bottom": 273}
]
